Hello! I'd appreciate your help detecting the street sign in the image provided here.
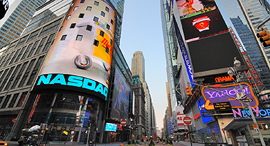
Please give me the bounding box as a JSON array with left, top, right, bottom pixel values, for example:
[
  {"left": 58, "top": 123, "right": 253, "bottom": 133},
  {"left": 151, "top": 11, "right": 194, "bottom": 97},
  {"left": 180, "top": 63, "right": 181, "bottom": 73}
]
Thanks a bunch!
[
  {"left": 183, "top": 116, "right": 192, "bottom": 125},
  {"left": 254, "top": 128, "right": 260, "bottom": 133},
  {"left": 121, "top": 119, "right": 126, "bottom": 126}
]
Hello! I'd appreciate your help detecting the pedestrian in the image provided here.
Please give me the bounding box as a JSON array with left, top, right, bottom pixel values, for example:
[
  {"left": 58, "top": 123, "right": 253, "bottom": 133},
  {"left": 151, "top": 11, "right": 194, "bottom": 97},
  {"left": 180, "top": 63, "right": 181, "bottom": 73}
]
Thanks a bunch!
[{"left": 0, "top": 136, "right": 3, "bottom": 141}]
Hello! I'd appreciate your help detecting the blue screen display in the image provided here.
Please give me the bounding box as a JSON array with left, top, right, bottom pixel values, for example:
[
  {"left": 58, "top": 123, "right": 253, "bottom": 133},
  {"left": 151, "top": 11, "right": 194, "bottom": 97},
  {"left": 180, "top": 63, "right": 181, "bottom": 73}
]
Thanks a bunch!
[
  {"left": 105, "top": 123, "right": 117, "bottom": 132},
  {"left": 197, "top": 97, "right": 214, "bottom": 124}
]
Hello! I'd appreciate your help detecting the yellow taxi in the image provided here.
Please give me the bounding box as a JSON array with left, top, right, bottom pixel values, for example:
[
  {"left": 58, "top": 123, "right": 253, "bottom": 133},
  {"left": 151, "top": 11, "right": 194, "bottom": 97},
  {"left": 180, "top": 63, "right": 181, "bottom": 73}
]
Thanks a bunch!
[{"left": 0, "top": 140, "right": 7, "bottom": 145}]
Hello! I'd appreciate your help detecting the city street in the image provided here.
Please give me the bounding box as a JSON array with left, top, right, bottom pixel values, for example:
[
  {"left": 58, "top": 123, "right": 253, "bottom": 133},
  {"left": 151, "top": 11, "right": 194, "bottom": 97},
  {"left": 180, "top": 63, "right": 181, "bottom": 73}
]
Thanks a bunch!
[{"left": 6, "top": 141, "right": 204, "bottom": 146}]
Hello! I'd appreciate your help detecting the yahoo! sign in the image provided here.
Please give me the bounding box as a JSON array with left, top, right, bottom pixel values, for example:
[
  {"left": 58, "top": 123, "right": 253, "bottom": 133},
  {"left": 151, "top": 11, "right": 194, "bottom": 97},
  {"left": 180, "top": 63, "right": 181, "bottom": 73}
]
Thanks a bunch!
[{"left": 202, "top": 82, "right": 259, "bottom": 110}]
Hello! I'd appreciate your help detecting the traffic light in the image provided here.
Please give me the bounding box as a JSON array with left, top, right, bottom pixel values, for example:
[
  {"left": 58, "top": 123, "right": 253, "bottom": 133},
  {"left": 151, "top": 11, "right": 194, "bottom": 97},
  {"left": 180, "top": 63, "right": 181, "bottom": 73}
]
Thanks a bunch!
[
  {"left": 185, "top": 86, "right": 192, "bottom": 96},
  {"left": 257, "top": 29, "right": 270, "bottom": 47}
]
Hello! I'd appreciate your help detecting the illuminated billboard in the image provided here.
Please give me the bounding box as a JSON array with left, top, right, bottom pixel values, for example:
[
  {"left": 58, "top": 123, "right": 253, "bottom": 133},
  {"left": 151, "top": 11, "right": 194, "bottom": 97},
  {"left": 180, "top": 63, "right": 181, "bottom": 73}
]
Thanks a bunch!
[
  {"left": 110, "top": 68, "right": 130, "bottom": 122},
  {"left": 202, "top": 82, "right": 259, "bottom": 110},
  {"left": 33, "top": 0, "right": 116, "bottom": 100},
  {"left": 187, "top": 32, "right": 248, "bottom": 78},
  {"left": 0, "top": 0, "right": 9, "bottom": 19},
  {"left": 105, "top": 123, "right": 117, "bottom": 132},
  {"left": 197, "top": 97, "right": 213, "bottom": 124},
  {"left": 176, "top": 0, "right": 227, "bottom": 42}
]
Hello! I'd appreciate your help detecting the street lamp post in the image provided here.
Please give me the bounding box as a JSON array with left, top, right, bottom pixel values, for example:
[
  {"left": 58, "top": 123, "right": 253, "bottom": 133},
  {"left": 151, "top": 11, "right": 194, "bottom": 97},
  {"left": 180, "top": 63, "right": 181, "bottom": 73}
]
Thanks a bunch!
[{"left": 228, "top": 57, "right": 266, "bottom": 146}]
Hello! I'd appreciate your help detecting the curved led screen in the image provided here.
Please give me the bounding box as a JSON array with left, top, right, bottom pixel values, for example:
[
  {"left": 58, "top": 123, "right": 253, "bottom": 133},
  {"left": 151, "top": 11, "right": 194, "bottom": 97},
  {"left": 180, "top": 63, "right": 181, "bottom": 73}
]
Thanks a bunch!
[{"left": 33, "top": 0, "right": 116, "bottom": 100}]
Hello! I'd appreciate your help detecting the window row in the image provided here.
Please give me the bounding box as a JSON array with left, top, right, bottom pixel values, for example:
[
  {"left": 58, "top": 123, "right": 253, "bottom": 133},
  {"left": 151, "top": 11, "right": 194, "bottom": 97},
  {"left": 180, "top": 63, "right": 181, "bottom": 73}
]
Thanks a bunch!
[
  {"left": 0, "top": 56, "right": 45, "bottom": 93},
  {"left": 0, "top": 33, "right": 55, "bottom": 67},
  {"left": 0, "top": 92, "right": 28, "bottom": 109}
]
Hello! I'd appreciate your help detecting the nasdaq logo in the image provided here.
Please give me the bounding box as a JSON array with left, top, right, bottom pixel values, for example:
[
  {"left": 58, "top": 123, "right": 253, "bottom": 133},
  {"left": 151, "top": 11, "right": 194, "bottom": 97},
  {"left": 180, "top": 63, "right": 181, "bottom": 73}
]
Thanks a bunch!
[{"left": 37, "top": 74, "right": 108, "bottom": 97}]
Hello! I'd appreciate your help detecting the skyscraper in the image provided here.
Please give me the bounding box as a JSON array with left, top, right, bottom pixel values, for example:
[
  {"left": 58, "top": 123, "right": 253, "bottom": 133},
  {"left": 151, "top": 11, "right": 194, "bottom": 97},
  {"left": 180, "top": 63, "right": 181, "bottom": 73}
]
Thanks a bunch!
[
  {"left": 0, "top": 0, "right": 46, "bottom": 48},
  {"left": 230, "top": 17, "right": 270, "bottom": 89},
  {"left": 131, "top": 51, "right": 155, "bottom": 136},
  {"left": 0, "top": 0, "right": 131, "bottom": 143},
  {"left": 132, "top": 51, "right": 145, "bottom": 82},
  {"left": 219, "top": 0, "right": 270, "bottom": 89}
]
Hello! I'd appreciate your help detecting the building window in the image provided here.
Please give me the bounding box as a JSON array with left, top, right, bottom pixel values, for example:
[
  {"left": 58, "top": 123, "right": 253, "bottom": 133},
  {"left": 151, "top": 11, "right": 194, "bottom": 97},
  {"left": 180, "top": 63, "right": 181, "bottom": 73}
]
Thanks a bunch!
[
  {"left": 86, "top": 25, "right": 92, "bottom": 31},
  {"left": 101, "top": 11, "right": 105, "bottom": 17},
  {"left": 94, "top": 40, "right": 99, "bottom": 46},
  {"left": 106, "top": 24, "right": 110, "bottom": 30},
  {"left": 74, "top": 6, "right": 78, "bottom": 11},
  {"left": 67, "top": 15, "right": 71, "bottom": 20},
  {"left": 76, "top": 35, "right": 83, "bottom": 41},
  {"left": 94, "top": 1, "right": 99, "bottom": 6},
  {"left": 79, "top": 13, "right": 84, "bottom": 18},
  {"left": 8, "top": 93, "right": 19, "bottom": 108},
  {"left": 100, "top": 30, "right": 104, "bottom": 37},
  {"left": 80, "top": 0, "right": 85, "bottom": 3},
  {"left": 105, "top": 7, "right": 109, "bottom": 12},
  {"left": 86, "top": 6, "right": 92, "bottom": 11},
  {"left": 70, "top": 23, "right": 76, "bottom": 28},
  {"left": 93, "top": 17, "right": 99, "bottom": 22},
  {"left": 61, "top": 35, "right": 67, "bottom": 40},
  {"left": 1, "top": 95, "right": 11, "bottom": 108}
]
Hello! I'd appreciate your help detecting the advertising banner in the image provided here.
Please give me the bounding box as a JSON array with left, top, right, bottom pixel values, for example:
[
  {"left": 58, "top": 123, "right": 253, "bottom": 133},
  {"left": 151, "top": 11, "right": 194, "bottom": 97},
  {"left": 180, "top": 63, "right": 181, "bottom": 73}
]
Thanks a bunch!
[
  {"left": 187, "top": 32, "right": 248, "bottom": 78},
  {"left": 110, "top": 67, "right": 130, "bottom": 122},
  {"left": 176, "top": 0, "right": 227, "bottom": 42},
  {"left": 33, "top": 0, "right": 116, "bottom": 100},
  {"left": 202, "top": 82, "right": 259, "bottom": 110},
  {"left": 197, "top": 97, "right": 213, "bottom": 124}
]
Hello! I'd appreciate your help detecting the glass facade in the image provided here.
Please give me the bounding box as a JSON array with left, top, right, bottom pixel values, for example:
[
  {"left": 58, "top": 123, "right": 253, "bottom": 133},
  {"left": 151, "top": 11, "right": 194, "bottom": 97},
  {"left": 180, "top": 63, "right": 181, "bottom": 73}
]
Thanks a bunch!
[
  {"left": 28, "top": 93, "right": 100, "bottom": 142},
  {"left": 161, "top": 0, "right": 181, "bottom": 113},
  {"left": 231, "top": 17, "right": 270, "bottom": 89},
  {"left": 0, "top": 0, "right": 46, "bottom": 48}
]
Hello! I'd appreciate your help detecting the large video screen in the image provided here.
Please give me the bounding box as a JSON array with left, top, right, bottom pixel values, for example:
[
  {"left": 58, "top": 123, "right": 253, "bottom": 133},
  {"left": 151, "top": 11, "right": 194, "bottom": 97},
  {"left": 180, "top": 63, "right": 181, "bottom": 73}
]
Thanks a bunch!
[
  {"left": 177, "top": 0, "right": 227, "bottom": 42},
  {"left": 33, "top": 0, "right": 116, "bottom": 100},
  {"left": 187, "top": 32, "right": 248, "bottom": 78},
  {"left": 110, "top": 68, "right": 130, "bottom": 122}
]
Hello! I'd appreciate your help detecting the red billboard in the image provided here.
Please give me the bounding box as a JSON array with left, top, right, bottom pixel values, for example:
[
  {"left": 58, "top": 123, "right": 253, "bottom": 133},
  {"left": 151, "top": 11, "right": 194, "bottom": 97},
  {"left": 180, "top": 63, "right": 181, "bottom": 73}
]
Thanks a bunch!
[{"left": 177, "top": 0, "right": 227, "bottom": 42}]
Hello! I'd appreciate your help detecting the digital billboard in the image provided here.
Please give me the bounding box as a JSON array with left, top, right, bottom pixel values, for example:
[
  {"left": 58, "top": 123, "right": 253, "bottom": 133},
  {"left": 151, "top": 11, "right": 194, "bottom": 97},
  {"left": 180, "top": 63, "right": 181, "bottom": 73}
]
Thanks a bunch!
[
  {"left": 33, "top": 0, "right": 116, "bottom": 100},
  {"left": 110, "top": 68, "right": 130, "bottom": 122},
  {"left": 201, "top": 82, "right": 259, "bottom": 110},
  {"left": 177, "top": 0, "right": 227, "bottom": 42},
  {"left": 0, "top": 0, "right": 9, "bottom": 19},
  {"left": 197, "top": 97, "right": 213, "bottom": 124},
  {"left": 187, "top": 32, "right": 248, "bottom": 78},
  {"left": 105, "top": 123, "right": 117, "bottom": 132}
]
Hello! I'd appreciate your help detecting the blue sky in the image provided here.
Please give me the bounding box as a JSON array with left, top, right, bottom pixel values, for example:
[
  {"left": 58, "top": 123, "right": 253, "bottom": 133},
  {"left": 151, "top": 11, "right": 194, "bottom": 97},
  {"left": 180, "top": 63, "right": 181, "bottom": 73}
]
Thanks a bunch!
[{"left": 120, "top": 0, "right": 167, "bottom": 129}]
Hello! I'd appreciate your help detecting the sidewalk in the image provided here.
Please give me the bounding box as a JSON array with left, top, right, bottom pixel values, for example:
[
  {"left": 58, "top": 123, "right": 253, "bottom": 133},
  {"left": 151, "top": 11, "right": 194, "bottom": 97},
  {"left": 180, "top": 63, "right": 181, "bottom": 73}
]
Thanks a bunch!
[{"left": 173, "top": 141, "right": 205, "bottom": 146}]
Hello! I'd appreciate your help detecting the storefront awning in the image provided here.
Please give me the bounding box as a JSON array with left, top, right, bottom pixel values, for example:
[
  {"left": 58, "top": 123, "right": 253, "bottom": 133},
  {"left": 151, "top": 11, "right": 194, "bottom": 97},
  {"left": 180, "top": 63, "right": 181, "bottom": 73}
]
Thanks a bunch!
[{"left": 224, "top": 117, "right": 270, "bottom": 130}]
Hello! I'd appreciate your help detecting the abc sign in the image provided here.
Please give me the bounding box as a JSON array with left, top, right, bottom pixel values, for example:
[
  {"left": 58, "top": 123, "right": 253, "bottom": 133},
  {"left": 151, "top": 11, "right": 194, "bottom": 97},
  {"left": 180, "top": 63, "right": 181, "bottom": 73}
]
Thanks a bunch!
[{"left": 0, "top": 0, "right": 9, "bottom": 19}]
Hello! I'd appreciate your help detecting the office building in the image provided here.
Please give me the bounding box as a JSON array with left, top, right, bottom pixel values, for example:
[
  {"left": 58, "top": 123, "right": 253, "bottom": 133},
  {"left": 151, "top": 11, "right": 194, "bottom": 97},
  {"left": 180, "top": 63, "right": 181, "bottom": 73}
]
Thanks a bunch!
[
  {"left": 0, "top": 0, "right": 46, "bottom": 48},
  {"left": 230, "top": 17, "right": 270, "bottom": 89},
  {"left": 219, "top": 0, "right": 270, "bottom": 90},
  {"left": 131, "top": 51, "right": 156, "bottom": 137},
  {"left": 131, "top": 75, "right": 146, "bottom": 140},
  {"left": 0, "top": 0, "right": 133, "bottom": 144}
]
